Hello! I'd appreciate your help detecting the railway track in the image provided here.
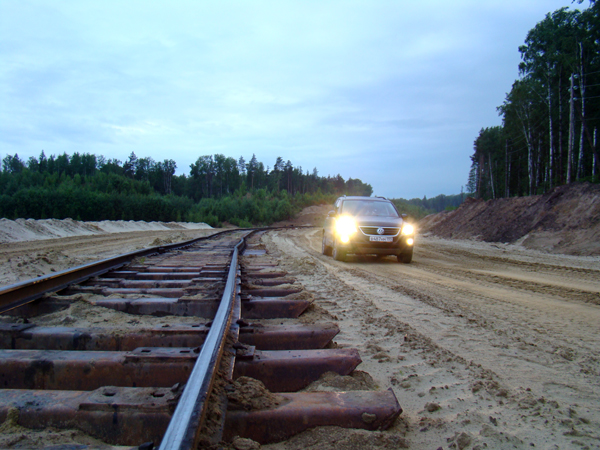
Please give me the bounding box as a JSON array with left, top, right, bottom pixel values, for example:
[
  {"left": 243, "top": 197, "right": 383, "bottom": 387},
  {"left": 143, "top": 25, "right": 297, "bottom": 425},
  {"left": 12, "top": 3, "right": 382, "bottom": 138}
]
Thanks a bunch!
[{"left": 0, "top": 228, "right": 402, "bottom": 448}]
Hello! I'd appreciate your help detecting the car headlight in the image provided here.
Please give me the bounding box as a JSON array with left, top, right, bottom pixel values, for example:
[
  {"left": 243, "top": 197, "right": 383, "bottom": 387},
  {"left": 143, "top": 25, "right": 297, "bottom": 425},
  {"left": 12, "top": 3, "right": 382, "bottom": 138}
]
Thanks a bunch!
[
  {"left": 335, "top": 216, "right": 357, "bottom": 243},
  {"left": 401, "top": 223, "right": 414, "bottom": 235}
]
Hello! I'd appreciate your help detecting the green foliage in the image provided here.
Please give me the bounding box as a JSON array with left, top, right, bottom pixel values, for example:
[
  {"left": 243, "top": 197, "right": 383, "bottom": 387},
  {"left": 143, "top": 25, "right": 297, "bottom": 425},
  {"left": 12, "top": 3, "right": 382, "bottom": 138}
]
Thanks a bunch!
[
  {"left": 391, "top": 193, "right": 467, "bottom": 220},
  {"left": 1, "top": 150, "right": 372, "bottom": 226},
  {"left": 390, "top": 199, "right": 431, "bottom": 221},
  {"left": 471, "top": 3, "right": 600, "bottom": 200}
]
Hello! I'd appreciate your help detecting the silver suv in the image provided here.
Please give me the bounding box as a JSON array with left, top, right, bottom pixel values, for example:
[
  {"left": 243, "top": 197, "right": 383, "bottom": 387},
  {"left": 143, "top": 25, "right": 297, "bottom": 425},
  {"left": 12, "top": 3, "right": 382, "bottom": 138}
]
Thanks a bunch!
[{"left": 322, "top": 196, "right": 414, "bottom": 263}]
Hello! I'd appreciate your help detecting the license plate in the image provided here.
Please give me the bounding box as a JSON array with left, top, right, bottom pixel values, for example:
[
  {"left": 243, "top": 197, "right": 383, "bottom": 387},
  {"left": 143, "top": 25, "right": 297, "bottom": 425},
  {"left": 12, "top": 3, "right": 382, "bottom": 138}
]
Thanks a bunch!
[{"left": 370, "top": 236, "right": 393, "bottom": 242}]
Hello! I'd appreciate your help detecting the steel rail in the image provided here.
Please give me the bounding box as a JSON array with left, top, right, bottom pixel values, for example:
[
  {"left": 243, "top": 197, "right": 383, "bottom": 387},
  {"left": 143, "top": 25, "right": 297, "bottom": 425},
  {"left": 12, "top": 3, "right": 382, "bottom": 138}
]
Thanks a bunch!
[
  {"left": 0, "top": 225, "right": 313, "bottom": 445},
  {"left": 158, "top": 233, "right": 248, "bottom": 450},
  {"left": 0, "top": 226, "right": 313, "bottom": 314},
  {"left": 0, "top": 229, "right": 243, "bottom": 314},
  {"left": 0, "top": 225, "right": 313, "bottom": 447}
]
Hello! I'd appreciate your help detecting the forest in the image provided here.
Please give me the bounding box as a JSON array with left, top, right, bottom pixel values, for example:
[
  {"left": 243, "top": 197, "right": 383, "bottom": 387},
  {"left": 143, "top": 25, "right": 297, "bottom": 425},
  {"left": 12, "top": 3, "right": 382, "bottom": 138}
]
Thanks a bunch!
[
  {"left": 0, "top": 151, "right": 372, "bottom": 226},
  {"left": 468, "top": 1, "right": 600, "bottom": 199},
  {"left": 391, "top": 193, "right": 466, "bottom": 220}
]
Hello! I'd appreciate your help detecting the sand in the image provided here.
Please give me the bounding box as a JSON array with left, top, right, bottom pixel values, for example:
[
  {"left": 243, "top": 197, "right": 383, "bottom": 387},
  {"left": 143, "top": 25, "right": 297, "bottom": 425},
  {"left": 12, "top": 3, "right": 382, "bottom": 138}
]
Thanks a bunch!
[
  {"left": 0, "top": 218, "right": 211, "bottom": 244},
  {"left": 259, "top": 228, "right": 600, "bottom": 450}
]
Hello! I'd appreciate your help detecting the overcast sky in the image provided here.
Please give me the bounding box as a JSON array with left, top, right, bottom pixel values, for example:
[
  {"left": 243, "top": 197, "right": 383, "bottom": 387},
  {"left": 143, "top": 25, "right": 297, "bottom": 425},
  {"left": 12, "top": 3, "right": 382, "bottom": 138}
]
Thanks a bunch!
[{"left": 0, "top": 0, "right": 586, "bottom": 199}]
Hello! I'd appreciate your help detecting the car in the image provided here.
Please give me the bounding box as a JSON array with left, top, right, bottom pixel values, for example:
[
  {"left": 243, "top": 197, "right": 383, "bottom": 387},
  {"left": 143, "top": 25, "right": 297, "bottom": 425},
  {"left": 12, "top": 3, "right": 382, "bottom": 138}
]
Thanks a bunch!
[{"left": 322, "top": 196, "right": 415, "bottom": 263}]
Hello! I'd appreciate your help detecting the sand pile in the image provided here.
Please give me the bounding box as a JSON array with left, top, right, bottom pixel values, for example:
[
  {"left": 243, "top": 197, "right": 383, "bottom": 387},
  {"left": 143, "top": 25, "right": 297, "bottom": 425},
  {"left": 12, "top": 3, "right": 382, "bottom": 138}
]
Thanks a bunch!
[
  {"left": 418, "top": 182, "right": 600, "bottom": 256},
  {"left": 0, "top": 218, "right": 211, "bottom": 244}
]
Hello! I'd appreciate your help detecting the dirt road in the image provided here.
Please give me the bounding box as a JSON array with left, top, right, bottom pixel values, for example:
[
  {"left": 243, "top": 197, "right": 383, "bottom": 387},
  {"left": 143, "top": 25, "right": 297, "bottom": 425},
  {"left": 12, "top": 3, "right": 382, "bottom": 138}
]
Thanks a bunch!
[
  {"left": 1, "top": 226, "right": 599, "bottom": 449},
  {"left": 262, "top": 228, "right": 600, "bottom": 450}
]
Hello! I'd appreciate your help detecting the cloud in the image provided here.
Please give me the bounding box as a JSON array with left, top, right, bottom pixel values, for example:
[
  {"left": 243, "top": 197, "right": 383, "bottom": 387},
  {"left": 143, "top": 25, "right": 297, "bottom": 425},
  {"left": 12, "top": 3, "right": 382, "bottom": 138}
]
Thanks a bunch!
[{"left": 0, "top": 0, "right": 580, "bottom": 198}]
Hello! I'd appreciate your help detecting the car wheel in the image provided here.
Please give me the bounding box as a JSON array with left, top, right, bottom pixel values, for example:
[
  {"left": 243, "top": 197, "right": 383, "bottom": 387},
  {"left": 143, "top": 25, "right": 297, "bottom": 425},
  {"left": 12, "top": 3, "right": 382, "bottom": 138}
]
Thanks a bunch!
[
  {"left": 397, "top": 247, "right": 413, "bottom": 264},
  {"left": 332, "top": 240, "right": 347, "bottom": 262},
  {"left": 322, "top": 234, "right": 332, "bottom": 256}
]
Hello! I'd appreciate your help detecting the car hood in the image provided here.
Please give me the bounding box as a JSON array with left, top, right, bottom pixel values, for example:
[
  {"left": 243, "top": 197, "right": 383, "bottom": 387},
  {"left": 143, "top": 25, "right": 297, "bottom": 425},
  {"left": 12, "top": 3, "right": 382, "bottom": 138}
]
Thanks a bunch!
[{"left": 353, "top": 216, "right": 404, "bottom": 227}]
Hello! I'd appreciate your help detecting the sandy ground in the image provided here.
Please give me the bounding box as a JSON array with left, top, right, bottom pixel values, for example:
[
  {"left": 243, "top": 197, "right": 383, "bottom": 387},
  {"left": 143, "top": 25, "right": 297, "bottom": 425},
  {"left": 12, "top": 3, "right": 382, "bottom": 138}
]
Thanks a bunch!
[
  {"left": 0, "top": 228, "right": 219, "bottom": 288},
  {"left": 260, "top": 229, "right": 600, "bottom": 450},
  {"left": 1, "top": 219, "right": 600, "bottom": 449},
  {"left": 0, "top": 218, "right": 212, "bottom": 243}
]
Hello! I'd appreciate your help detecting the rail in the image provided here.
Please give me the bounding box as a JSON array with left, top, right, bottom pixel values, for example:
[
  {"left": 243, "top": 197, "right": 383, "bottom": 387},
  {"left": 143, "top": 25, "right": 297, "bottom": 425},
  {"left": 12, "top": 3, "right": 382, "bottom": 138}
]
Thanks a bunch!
[
  {"left": 158, "top": 234, "right": 245, "bottom": 450},
  {"left": 0, "top": 226, "right": 313, "bottom": 314},
  {"left": 0, "top": 229, "right": 242, "bottom": 314}
]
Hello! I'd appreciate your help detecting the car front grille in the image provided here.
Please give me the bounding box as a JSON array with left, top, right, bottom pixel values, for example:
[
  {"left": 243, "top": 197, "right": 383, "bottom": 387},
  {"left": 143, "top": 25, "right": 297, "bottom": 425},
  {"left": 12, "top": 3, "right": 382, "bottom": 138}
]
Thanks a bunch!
[{"left": 359, "top": 227, "right": 400, "bottom": 236}]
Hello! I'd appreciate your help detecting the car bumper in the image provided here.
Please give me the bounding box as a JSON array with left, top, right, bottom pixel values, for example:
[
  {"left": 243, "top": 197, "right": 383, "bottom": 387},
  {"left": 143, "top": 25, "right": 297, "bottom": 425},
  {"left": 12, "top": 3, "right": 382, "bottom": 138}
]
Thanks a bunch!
[{"left": 336, "top": 236, "right": 413, "bottom": 256}]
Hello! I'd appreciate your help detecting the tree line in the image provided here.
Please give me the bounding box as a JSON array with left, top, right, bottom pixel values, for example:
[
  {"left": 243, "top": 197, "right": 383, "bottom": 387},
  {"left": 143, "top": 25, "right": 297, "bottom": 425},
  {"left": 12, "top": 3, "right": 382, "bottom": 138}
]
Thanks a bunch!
[
  {"left": 186, "top": 153, "right": 371, "bottom": 201},
  {"left": 468, "top": 1, "right": 599, "bottom": 199},
  {"left": 391, "top": 193, "right": 467, "bottom": 221},
  {"left": 0, "top": 151, "right": 372, "bottom": 226}
]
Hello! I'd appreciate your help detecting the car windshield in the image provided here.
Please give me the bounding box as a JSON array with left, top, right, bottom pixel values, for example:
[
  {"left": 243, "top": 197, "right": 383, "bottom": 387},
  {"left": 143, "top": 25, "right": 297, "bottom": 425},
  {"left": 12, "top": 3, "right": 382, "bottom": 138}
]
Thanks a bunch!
[{"left": 340, "top": 200, "right": 399, "bottom": 217}]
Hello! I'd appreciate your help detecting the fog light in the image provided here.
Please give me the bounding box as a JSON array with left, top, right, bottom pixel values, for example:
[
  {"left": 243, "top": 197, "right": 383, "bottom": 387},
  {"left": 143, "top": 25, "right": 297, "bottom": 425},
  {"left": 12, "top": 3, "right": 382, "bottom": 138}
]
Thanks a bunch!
[
  {"left": 407, "top": 238, "right": 414, "bottom": 245},
  {"left": 340, "top": 235, "right": 350, "bottom": 244}
]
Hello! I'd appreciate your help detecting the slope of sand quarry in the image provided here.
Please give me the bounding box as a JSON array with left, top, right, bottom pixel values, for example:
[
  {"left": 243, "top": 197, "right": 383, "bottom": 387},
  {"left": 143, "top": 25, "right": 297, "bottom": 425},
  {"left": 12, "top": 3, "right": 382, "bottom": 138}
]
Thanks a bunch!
[
  {"left": 0, "top": 218, "right": 211, "bottom": 243},
  {"left": 419, "top": 182, "right": 600, "bottom": 256}
]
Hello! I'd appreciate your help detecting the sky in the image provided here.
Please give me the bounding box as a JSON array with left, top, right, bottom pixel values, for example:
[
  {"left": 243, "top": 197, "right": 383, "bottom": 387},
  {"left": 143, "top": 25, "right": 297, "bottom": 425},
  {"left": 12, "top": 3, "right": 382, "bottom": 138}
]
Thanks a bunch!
[{"left": 0, "top": 0, "right": 586, "bottom": 199}]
